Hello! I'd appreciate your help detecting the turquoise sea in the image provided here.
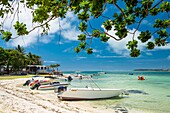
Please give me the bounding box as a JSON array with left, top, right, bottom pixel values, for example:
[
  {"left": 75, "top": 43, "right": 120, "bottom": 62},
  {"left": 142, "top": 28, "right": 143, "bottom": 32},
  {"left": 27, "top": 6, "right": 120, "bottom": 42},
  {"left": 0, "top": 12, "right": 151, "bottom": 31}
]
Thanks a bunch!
[{"left": 64, "top": 71, "right": 170, "bottom": 113}]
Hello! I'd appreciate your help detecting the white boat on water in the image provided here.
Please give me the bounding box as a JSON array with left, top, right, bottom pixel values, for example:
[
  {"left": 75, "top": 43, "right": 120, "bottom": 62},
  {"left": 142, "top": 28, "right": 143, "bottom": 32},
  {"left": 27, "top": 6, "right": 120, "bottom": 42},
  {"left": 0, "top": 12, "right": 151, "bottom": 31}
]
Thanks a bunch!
[
  {"left": 98, "top": 71, "right": 107, "bottom": 74},
  {"left": 57, "top": 87, "right": 124, "bottom": 100}
]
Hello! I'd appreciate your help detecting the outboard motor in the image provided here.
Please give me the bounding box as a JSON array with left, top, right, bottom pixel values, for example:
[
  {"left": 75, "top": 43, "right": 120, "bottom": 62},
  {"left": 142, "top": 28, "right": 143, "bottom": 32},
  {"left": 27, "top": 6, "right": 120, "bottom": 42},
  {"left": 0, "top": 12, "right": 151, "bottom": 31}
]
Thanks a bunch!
[
  {"left": 30, "top": 82, "right": 41, "bottom": 90},
  {"left": 57, "top": 86, "right": 67, "bottom": 93},
  {"left": 79, "top": 76, "right": 82, "bottom": 80},
  {"left": 67, "top": 76, "right": 73, "bottom": 82},
  {"left": 23, "top": 80, "right": 31, "bottom": 86}
]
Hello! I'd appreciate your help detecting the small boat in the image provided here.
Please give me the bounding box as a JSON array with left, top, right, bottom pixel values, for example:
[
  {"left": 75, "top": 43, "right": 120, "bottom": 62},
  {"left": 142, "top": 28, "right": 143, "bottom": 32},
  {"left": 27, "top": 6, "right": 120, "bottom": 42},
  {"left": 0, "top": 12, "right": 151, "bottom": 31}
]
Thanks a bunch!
[
  {"left": 29, "top": 79, "right": 51, "bottom": 87},
  {"left": 92, "top": 73, "right": 100, "bottom": 76},
  {"left": 38, "top": 82, "right": 70, "bottom": 90},
  {"left": 98, "top": 71, "right": 107, "bottom": 74},
  {"left": 138, "top": 76, "right": 145, "bottom": 80},
  {"left": 57, "top": 87, "right": 124, "bottom": 100},
  {"left": 30, "top": 82, "right": 70, "bottom": 90},
  {"left": 128, "top": 73, "right": 134, "bottom": 75}
]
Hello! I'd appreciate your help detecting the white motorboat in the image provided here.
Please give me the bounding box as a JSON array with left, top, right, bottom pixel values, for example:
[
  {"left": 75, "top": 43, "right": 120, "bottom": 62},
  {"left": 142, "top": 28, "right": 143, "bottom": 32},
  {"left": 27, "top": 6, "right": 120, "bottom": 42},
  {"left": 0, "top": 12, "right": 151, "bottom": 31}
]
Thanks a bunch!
[
  {"left": 57, "top": 87, "right": 124, "bottom": 100},
  {"left": 38, "top": 82, "right": 70, "bottom": 90},
  {"left": 98, "top": 71, "right": 107, "bottom": 74}
]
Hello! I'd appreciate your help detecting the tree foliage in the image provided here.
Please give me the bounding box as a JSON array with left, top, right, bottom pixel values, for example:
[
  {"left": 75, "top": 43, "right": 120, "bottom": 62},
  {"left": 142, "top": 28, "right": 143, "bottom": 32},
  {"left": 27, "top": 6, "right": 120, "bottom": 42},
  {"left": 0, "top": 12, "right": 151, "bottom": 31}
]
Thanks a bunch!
[
  {"left": 0, "top": 46, "right": 42, "bottom": 74},
  {"left": 50, "top": 64, "right": 60, "bottom": 72},
  {"left": 0, "top": 0, "right": 170, "bottom": 57}
]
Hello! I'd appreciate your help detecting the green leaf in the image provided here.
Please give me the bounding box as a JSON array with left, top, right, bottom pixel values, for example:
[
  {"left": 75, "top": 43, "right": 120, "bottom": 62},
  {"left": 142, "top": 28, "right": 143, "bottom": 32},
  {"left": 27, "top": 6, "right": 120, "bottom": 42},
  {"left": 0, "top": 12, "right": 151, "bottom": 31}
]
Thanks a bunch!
[
  {"left": 150, "top": 8, "right": 160, "bottom": 15},
  {"left": 86, "top": 48, "right": 93, "bottom": 54},
  {"left": 79, "top": 1, "right": 90, "bottom": 8},
  {"left": 100, "top": 35, "right": 110, "bottom": 42},
  {"left": 130, "top": 48, "right": 140, "bottom": 57},
  {"left": 2, "top": 31, "right": 12, "bottom": 42},
  {"left": 160, "top": 1, "right": 170, "bottom": 12},
  {"left": 126, "top": 15, "right": 135, "bottom": 25},
  {"left": 78, "top": 34, "right": 86, "bottom": 41},
  {"left": 155, "top": 38, "right": 168, "bottom": 46},
  {"left": 138, "top": 30, "right": 151, "bottom": 43},
  {"left": 153, "top": 19, "right": 169, "bottom": 28},
  {"left": 92, "top": 30, "right": 100, "bottom": 37},
  {"left": 79, "top": 22, "right": 87, "bottom": 32},
  {"left": 74, "top": 47, "right": 81, "bottom": 53},
  {"left": 78, "top": 11, "right": 89, "bottom": 21},
  {"left": 13, "top": 21, "right": 28, "bottom": 36},
  {"left": 157, "top": 29, "right": 168, "bottom": 38},
  {"left": 146, "top": 42, "right": 155, "bottom": 49},
  {"left": 126, "top": 40, "right": 138, "bottom": 50},
  {"left": 115, "top": 28, "right": 128, "bottom": 39},
  {"left": 100, "top": 33, "right": 110, "bottom": 42},
  {"left": 103, "top": 20, "right": 112, "bottom": 31},
  {"left": 79, "top": 42, "right": 86, "bottom": 49}
]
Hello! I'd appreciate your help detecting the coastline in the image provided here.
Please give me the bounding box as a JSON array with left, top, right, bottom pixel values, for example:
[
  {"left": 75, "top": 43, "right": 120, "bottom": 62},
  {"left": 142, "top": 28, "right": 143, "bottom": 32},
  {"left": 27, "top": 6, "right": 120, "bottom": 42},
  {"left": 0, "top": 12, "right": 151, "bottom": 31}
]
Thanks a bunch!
[{"left": 0, "top": 78, "right": 150, "bottom": 113}]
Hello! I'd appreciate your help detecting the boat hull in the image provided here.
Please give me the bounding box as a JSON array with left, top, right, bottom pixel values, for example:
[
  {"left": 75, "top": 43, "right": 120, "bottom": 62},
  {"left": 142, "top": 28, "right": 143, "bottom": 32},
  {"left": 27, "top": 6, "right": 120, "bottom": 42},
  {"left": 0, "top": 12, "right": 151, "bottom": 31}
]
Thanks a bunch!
[
  {"left": 38, "top": 83, "right": 69, "bottom": 90},
  {"left": 57, "top": 88, "right": 123, "bottom": 100}
]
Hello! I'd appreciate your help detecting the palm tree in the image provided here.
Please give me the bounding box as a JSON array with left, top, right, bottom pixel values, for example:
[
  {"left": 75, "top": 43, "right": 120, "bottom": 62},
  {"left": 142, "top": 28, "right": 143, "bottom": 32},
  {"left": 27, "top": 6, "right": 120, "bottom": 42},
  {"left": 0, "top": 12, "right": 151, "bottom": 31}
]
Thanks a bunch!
[
  {"left": 15, "top": 45, "right": 25, "bottom": 54},
  {"left": 0, "top": 47, "right": 6, "bottom": 74},
  {"left": 15, "top": 45, "right": 27, "bottom": 70},
  {"left": 0, "top": 47, "right": 5, "bottom": 66},
  {"left": 26, "top": 52, "right": 34, "bottom": 65},
  {"left": 56, "top": 64, "right": 60, "bottom": 72},
  {"left": 26, "top": 52, "right": 42, "bottom": 65},
  {"left": 50, "top": 64, "right": 60, "bottom": 72},
  {"left": 4, "top": 49, "right": 13, "bottom": 74},
  {"left": 10, "top": 50, "right": 23, "bottom": 72},
  {"left": 32, "top": 54, "right": 42, "bottom": 65}
]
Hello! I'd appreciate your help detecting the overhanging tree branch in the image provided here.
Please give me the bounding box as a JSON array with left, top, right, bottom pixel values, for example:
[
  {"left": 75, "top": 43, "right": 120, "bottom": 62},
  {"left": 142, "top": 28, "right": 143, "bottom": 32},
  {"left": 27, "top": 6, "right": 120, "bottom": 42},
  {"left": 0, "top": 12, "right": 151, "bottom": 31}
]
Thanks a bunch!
[{"left": 11, "top": 15, "right": 56, "bottom": 39}]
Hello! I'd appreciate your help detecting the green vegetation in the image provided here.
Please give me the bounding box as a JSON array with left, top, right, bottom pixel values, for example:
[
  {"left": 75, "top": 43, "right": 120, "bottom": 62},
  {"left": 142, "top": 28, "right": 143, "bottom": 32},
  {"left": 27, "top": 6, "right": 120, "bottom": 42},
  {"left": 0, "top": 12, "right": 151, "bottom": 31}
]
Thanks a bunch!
[
  {"left": 0, "top": 46, "right": 42, "bottom": 75},
  {"left": 0, "top": 0, "right": 170, "bottom": 57},
  {"left": 50, "top": 64, "right": 60, "bottom": 72},
  {"left": 0, "top": 75, "right": 32, "bottom": 80}
]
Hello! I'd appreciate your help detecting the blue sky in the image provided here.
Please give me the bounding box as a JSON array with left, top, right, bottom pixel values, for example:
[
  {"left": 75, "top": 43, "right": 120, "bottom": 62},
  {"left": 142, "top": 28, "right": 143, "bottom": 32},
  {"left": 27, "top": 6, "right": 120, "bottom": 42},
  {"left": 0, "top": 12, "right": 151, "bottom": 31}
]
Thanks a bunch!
[{"left": 0, "top": 1, "right": 170, "bottom": 71}]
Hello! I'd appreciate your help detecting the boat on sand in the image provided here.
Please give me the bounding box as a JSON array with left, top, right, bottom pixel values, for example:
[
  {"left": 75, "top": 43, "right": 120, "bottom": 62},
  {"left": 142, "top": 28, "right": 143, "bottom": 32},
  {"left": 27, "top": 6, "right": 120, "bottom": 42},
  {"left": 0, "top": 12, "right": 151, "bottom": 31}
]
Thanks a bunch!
[
  {"left": 57, "top": 87, "right": 124, "bottom": 100},
  {"left": 57, "top": 75, "right": 124, "bottom": 100},
  {"left": 38, "top": 82, "right": 69, "bottom": 90}
]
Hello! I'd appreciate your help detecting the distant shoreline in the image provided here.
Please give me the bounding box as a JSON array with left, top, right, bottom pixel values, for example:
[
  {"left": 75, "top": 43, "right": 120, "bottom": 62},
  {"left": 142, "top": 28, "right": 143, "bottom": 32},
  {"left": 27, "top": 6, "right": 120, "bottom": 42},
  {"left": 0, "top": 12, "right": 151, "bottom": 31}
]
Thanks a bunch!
[{"left": 134, "top": 69, "right": 170, "bottom": 72}]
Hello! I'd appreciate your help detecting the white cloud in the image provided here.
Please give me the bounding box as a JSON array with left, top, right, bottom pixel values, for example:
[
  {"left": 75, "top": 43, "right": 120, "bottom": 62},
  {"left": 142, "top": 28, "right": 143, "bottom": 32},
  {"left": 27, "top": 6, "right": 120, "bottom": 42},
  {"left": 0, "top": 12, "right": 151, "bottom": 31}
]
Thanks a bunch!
[
  {"left": 106, "top": 27, "right": 140, "bottom": 56},
  {"left": 76, "top": 56, "right": 87, "bottom": 60},
  {"left": 43, "top": 61, "right": 59, "bottom": 63},
  {"left": 104, "top": 26, "right": 170, "bottom": 57},
  {"left": 145, "top": 52, "right": 152, "bottom": 56},
  {"left": 93, "top": 49, "right": 102, "bottom": 53},
  {"left": 0, "top": 2, "right": 80, "bottom": 47},
  {"left": 103, "top": 26, "right": 154, "bottom": 56},
  {"left": 96, "top": 54, "right": 125, "bottom": 58},
  {"left": 155, "top": 43, "right": 170, "bottom": 50},
  {"left": 63, "top": 47, "right": 74, "bottom": 53},
  {"left": 39, "top": 35, "right": 55, "bottom": 44},
  {"left": 61, "top": 26, "right": 81, "bottom": 41}
]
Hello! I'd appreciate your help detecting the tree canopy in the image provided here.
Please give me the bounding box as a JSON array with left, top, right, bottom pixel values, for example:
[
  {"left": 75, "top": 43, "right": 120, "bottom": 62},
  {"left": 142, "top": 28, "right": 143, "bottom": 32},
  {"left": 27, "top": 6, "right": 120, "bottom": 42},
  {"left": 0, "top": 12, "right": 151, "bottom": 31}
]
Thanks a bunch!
[
  {"left": 0, "top": 0, "right": 170, "bottom": 57},
  {"left": 0, "top": 46, "right": 42, "bottom": 74}
]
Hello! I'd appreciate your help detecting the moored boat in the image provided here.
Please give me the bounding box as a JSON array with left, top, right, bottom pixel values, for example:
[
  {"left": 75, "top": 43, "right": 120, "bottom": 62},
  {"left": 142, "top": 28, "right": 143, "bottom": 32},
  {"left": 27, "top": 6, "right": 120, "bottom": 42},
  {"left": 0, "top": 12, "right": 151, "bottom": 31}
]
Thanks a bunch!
[
  {"left": 98, "top": 71, "right": 107, "bottom": 74},
  {"left": 57, "top": 87, "right": 124, "bottom": 100},
  {"left": 138, "top": 76, "right": 145, "bottom": 80},
  {"left": 38, "top": 82, "right": 70, "bottom": 90}
]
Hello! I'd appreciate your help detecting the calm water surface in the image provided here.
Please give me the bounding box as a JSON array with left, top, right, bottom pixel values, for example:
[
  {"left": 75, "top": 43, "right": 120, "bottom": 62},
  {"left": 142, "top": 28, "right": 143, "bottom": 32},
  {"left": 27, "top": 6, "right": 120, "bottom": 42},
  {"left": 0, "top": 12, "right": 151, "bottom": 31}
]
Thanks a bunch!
[{"left": 64, "top": 71, "right": 170, "bottom": 113}]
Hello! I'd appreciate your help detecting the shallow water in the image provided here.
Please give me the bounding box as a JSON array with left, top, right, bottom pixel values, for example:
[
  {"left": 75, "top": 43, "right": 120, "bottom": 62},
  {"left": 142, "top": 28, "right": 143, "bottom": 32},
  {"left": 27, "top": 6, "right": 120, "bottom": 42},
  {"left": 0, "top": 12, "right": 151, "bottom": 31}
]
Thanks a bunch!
[{"left": 66, "top": 71, "right": 170, "bottom": 113}]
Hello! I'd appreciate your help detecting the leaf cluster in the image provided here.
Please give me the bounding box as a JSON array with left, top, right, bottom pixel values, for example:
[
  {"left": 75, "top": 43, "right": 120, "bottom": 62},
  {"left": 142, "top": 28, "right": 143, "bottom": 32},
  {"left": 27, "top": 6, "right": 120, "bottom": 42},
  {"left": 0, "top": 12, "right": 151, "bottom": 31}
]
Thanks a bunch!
[
  {"left": 0, "top": 0, "right": 170, "bottom": 58},
  {"left": 0, "top": 46, "right": 42, "bottom": 73}
]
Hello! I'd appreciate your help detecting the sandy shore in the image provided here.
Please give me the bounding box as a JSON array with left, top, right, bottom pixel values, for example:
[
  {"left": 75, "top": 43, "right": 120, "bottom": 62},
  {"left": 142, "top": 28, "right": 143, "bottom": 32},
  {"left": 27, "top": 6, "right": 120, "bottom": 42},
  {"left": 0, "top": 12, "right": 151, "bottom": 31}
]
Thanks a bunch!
[{"left": 0, "top": 78, "right": 147, "bottom": 113}]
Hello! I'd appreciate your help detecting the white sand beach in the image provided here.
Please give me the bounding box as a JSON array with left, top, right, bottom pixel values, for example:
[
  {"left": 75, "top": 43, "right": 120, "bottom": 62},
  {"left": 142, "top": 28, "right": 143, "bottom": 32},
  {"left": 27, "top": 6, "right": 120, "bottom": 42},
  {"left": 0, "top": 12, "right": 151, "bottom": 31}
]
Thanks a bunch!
[{"left": 0, "top": 78, "right": 147, "bottom": 113}]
